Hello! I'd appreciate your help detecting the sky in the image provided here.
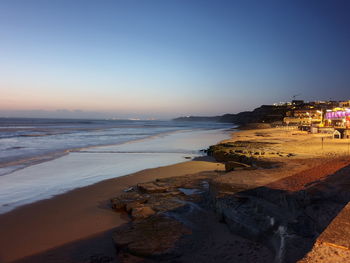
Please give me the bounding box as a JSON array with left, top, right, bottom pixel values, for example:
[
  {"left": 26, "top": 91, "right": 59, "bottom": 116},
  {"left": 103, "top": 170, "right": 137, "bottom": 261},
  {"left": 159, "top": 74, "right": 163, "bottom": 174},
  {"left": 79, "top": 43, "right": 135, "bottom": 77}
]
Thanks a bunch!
[{"left": 0, "top": 0, "right": 349, "bottom": 119}]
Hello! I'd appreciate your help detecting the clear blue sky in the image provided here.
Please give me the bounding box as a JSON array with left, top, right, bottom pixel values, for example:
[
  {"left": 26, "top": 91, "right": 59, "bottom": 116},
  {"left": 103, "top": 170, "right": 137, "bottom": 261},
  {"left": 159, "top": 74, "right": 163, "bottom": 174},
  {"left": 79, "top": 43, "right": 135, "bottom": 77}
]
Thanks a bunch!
[{"left": 0, "top": 0, "right": 349, "bottom": 119}]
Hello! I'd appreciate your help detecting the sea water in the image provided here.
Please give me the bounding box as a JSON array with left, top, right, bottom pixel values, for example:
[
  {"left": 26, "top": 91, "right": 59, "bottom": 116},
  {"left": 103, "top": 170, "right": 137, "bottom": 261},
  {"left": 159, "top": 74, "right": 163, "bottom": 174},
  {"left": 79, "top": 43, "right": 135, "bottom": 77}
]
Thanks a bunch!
[{"left": 0, "top": 118, "right": 232, "bottom": 214}]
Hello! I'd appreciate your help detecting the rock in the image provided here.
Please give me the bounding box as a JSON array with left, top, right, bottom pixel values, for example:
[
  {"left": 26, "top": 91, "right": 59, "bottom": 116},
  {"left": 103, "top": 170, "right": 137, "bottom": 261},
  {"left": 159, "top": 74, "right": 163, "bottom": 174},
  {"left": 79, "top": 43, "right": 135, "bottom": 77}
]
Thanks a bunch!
[
  {"left": 112, "top": 174, "right": 216, "bottom": 260},
  {"left": 123, "top": 186, "right": 134, "bottom": 192},
  {"left": 111, "top": 192, "right": 148, "bottom": 211},
  {"left": 111, "top": 197, "right": 127, "bottom": 210},
  {"left": 125, "top": 202, "right": 144, "bottom": 213},
  {"left": 113, "top": 215, "right": 191, "bottom": 258},
  {"left": 225, "top": 161, "right": 250, "bottom": 172},
  {"left": 137, "top": 182, "right": 168, "bottom": 193},
  {"left": 131, "top": 206, "right": 156, "bottom": 219},
  {"left": 146, "top": 194, "right": 186, "bottom": 212},
  {"left": 207, "top": 141, "right": 284, "bottom": 168}
]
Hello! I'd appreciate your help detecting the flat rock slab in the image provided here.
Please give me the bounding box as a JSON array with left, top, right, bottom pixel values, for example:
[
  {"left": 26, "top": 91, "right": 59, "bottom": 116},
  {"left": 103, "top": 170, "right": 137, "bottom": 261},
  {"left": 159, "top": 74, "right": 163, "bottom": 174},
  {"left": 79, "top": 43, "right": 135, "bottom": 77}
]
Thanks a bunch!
[
  {"left": 113, "top": 215, "right": 191, "bottom": 258},
  {"left": 137, "top": 182, "right": 168, "bottom": 193}
]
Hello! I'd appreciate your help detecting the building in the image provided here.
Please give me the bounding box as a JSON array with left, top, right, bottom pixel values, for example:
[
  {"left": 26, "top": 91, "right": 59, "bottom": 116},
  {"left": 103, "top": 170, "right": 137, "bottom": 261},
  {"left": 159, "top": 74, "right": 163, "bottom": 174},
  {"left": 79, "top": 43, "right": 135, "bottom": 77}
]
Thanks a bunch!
[
  {"left": 282, "top": 100, "right": 350, "bottom": 139},
  {"left": 283, "top": 108, "right": 323, "bottom": 125},
  {"left": 324, "top": 108, "right": 350, "bottom": 128},
  {"left": 339, "top": 100, "right": 350, "bottom": 108}
]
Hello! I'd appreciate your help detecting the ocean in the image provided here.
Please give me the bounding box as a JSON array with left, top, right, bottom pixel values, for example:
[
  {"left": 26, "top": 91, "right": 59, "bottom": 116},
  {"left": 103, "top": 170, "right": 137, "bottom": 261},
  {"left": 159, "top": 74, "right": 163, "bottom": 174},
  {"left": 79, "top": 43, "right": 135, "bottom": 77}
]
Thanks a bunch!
[{"left": 0, "top": 118, "right": 232, "bottom": 213}]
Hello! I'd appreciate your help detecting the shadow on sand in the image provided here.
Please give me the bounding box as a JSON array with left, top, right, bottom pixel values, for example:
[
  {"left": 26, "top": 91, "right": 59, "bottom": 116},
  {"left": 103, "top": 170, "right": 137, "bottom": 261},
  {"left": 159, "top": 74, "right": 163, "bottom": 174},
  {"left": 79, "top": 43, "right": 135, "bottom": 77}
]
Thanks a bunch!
[
  {"left": 213, "top": 163, "right": 350, "bottom": 262},
  {"left": 13, "top": 229, "right": 118, "bottom": 263},
  {"left": 12, "top": 163, "right": 350, "bottom": 263}
]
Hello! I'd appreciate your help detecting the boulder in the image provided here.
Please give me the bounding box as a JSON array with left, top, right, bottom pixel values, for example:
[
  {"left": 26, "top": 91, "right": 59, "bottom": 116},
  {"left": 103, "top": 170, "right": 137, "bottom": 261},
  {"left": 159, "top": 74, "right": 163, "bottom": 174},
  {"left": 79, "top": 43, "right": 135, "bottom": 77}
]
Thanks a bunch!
[
  {"left": 131, "top": 206, "right": 156, "bottom": 220},
  {"left": 137, "top": 182, "right": 168, "bottom": 193},
  {"left": 111, "top": 192, "right": 148, "bottom": 211},
  {"left": 113, "top": 215, "right": 191, "bottom": 258},
  {"left": 125, "top": 202, "right": 144, "bottom": 213}
]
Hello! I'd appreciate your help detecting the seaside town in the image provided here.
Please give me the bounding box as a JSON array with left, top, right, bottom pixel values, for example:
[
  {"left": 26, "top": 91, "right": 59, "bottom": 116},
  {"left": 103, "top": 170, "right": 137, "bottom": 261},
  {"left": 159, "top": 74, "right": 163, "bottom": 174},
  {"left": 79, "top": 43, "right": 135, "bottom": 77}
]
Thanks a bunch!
[
  {"left": 174, "top": 99, "right": 350, "bottom": 140},
  {"left": 1, "top": 1, "right": 350, "bottom": 263},
  {"left": 281, "top": 99, "right": 350, "bottom": 139}
]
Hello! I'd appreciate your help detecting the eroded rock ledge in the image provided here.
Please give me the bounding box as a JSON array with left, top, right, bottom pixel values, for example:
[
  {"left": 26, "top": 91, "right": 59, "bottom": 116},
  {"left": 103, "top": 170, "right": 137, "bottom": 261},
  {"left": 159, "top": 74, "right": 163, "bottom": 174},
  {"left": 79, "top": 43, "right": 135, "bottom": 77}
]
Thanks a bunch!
[
  {"left": 111, "top": 173, "right": 216, "bottom": 261},
  {"left": 111, "top": 171, "right": 274, "bottom": 262},
  {"left": 207, "top": 141, "right": 288, "bottom": 170},
  {"left": 110, "top": 139, "right": 350, "bottom": 263}
]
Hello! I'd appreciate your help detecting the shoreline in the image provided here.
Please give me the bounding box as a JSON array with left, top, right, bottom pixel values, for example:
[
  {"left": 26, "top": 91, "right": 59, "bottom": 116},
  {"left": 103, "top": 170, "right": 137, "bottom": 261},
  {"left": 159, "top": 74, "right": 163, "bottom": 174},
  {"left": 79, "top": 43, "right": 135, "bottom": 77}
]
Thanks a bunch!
[
  {"left": 0, "top": 157, "right": 225, "bottom": 263},
  {"left": 0, "top": 128, "right": 230, "bottom": 214},
  {"left": 1, "top": 127, "right": 350, "bottom": 262},
  {"left": 0, "top": 128, "right": 217, "bottom": 176}
]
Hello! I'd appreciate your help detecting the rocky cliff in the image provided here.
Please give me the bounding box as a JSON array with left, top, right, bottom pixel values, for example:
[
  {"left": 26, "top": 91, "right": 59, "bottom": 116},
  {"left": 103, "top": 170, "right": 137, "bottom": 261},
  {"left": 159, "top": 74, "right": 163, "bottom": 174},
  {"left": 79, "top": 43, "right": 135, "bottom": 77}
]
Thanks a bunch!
[{"left": 174, "top": 105, "right": 289, "bottom": 125}]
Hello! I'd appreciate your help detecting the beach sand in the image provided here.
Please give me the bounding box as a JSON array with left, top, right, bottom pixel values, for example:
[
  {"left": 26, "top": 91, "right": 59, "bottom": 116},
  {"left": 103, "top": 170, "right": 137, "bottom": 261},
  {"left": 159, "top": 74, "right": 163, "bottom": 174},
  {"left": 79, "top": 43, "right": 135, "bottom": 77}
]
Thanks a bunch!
[{"left": 1, "top": 127, "right": 350, "bottom": 262}]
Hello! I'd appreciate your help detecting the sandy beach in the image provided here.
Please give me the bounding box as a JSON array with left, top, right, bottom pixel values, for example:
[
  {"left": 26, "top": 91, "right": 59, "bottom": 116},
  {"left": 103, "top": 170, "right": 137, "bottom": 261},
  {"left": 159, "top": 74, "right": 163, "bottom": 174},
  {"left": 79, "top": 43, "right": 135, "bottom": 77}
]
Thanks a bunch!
[
  {"left": 2, "top": 1, "right": 348, "bottom": 262},
  {"left": 1, "top": 127, "right": 350, "bottom": 263}
]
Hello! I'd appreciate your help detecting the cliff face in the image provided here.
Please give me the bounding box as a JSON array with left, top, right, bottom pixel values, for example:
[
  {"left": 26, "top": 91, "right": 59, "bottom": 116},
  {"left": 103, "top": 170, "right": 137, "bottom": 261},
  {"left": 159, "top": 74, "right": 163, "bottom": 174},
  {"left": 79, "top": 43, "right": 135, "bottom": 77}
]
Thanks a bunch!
[{"left": 174, "top": 105, "right": 289, "bottom": 124}]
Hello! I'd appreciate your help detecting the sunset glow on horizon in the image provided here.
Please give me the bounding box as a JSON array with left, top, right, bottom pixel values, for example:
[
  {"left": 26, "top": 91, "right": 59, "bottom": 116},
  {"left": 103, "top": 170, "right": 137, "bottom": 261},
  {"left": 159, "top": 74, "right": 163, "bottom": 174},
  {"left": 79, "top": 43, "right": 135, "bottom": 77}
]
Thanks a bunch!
[{"left": 1, "top": 0, "right": 350, "bottom": 119}]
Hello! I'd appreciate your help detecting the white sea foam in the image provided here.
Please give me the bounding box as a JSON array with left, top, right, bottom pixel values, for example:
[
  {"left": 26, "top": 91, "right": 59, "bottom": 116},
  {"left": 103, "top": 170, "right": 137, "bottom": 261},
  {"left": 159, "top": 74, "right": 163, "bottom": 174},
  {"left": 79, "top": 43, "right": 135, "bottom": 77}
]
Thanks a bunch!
[{"left": 0, "top": 128, "right": 230, "bottom": 214}]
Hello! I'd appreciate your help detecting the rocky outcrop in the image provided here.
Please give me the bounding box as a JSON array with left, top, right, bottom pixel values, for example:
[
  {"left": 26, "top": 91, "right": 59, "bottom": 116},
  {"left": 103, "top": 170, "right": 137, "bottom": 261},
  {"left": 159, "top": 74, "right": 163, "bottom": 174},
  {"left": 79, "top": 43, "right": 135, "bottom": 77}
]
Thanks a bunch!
[
  {"left": 137, "top": 182, "right": 168, "bottom": 193},
  {"left": 225, "top": 161, "right": 250, "bottom": 172},
  {"left": 173, "top": 104, "right": 289, "bottom": 125},
  {"left": 110, "top": 138, "right": 350, "bottom": 263},
  {"left": 111, "top": 170, "right": 277, "bottom": 262},
  {"left": 111, "top": 173, "right": 215, "bottom": 261},
  {"left": 207, "top": 141, "right": 286, "bottom": 169},
  {"left": 210, "top": 164, "right": 350, "bottom": 263},
  {"left": 113, "top": 214, "right": 191, "bottom": 259}
]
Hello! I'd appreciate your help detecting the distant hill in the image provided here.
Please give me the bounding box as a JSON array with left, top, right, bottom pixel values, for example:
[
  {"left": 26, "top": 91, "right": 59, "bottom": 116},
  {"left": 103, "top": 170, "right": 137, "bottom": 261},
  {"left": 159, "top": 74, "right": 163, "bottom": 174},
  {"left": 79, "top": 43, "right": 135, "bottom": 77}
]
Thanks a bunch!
[{"left": 173, "top": 105, "right": 289, "bottom": 125}]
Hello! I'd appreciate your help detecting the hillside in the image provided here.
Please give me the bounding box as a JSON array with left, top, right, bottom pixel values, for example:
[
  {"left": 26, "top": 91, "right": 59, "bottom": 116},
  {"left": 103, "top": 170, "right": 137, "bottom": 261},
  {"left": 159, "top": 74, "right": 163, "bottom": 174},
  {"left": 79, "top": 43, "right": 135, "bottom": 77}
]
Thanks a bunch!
[{"left": 174, "top": 105, "right": 289, "bottom": 125}]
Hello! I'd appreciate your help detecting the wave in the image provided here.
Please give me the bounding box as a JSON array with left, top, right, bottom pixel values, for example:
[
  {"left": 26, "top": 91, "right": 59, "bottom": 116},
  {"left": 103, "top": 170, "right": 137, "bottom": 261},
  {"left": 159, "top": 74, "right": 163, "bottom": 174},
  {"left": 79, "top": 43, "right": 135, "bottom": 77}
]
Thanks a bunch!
[
  {"left": 0, "top": 129, "right": 189, "bottom": 176},
  {"left": 0, "top": 128, "right": 231, "bottom": 214},
  {"left": 0, "top": 119, "right": 232, "bottom": 178}
]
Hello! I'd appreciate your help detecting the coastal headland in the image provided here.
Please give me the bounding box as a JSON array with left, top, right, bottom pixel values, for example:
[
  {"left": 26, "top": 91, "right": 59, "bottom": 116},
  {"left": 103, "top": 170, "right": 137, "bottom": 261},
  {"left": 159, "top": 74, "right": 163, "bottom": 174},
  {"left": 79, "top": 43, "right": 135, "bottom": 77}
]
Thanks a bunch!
[{"left": 1, "top": 126, "right": 350, "bottom": 262}]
